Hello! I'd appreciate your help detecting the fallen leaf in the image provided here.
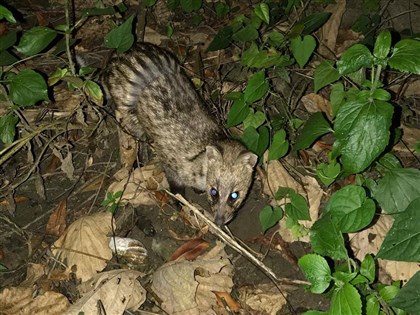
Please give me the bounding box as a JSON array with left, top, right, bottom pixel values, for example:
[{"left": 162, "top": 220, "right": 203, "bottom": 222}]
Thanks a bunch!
[
  {"left": 238, "top": 283, "right": 288, "bottom": 315},
  {"left": 64, "top": 269, "right": 146, "bottom": 315},
  {"left": 51, "top": 212, "right": 113, "bottom": 282},
  {"left": 301, "top": 93, "right": 333, "bottom": 119},
  {"left": 169, "top": 238, "right": 209, "bottom": 261},
  {"left": 46, "top": 198, "right": 67, "bottom": 237},
  {"left": 319, "top": 0, "right": 346, "bottom": 58},
  {"left": 214, "top": 291, "right": 241, "bottom": 312},
  {"left": 0, "top": 287, "right": 69, "bottom": 315},
  {"left": 151, "top": 242, "right": 233, "bottom": 314}
]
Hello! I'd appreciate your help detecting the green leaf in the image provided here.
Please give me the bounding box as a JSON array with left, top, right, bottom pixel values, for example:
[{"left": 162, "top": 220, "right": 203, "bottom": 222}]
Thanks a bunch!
[
  {"left": 8, "top": 69, "right": 49, "bottom": 106},
  {"left": 366, "top": 295, "right": 380, "bottom": 315},
  {"left": 215, "top": 2, "right": 229, "bottom": 19},
  {"left": 377, "top": 197, "right": 420, "bottom": 261},
  {"left": 0, "top": 31, "right": 17, "bottom": 50},
  {"left": 299, "top": 12, "right": 331, "bottom": 35},
  {"left": 207, "top": 26, "right": 233, "bottom": 51},
  {"left": 337, "top": 44, "right": 374, "bottom": 75},
  {"left": 330, "top": 83, "right": 344, "bottom": 117},
  {"left": 310, "top": 213, "right": 347, "bottom": 260},
  {"left": 144, "top": 0, "right": 157, "bottom": 7},
  {"left": 360, "top": 254, "right": 375, "bottom": 283},
  {"left": 274, "top": 187, "right": 295, "bottom": 200},
  {"left": 298, "top": 254, "right": 331, "bottom": 294},
  {"left": 0, "top": 50, "right": 18, "bottom": 66},
  {"left": 373, "top": 31, "right": 391, "bottom": 59},
  {"left": 259, "top": 205, "right": 283, "bottom": 233},
  {"left": 268, "top": 31, "right": 285, "bottom": 47},
  {"left": 285, "top": 192, "right": 310, "bottom": 220},
  {"left": 294, "top": 112, "right": 332, "bottom": 150},
  {"left": 330, "top": 283, "right": 362, "bottom": 315},
  {"left": 314, "top": 60, "right": 341, "bottom": 92},
  {"left": 167, "top": 0, "right": 180, "bottom": 11},
  {"left": 371, "top": 88, "right": 391, "bottom": 101},
  {"left": 0, "top": 5, "right": 16, "bottom": 23},
  {"left": 104, "top": 15, "right": 134, "bottom": 53},
  {"left": 84, "top": 80, "right": 103, "bottom": 105},
  {"left": 16, "top": 26, "right": 57, "bottom": 56},
  {"left": 241, "top": 126, "right": 269, "bottom": 157},
  {"left": 376, "top": 152, "right": 402, "bottom": 171},
  {"left": 180, "top": 0, "right": 201, "bottom": 12},
  {"left": 388, "top": 39, "right": 420, "bottom": 74},
  {"left": 232, "top": 25, "right": 259, "bottom": 42},
  {"left": 389, "top": 271, "right": 420, "bottom": 313},
  {"left": 326, "top": 185, "right": 376, "bottom": 233},
  {"left": 48, "top": 68, "right": 69, "bottom": 86},
  {"left": 334, "top": 99, "right": 394, "bottom": 173},
  {"left": 379, "top": 284, "right": 400, "bottom": 302},
  {"left": 0, "top": 113, "right": 18, "bottom": 143},
  {"left": 317, "top": 161, "right": 340, "bottom": 187},
  {"left": 254, "top": 3, "right": 269, "bottom": 24},
  {"left": 226, "top": 95, "right": 249, "bottom": 127},
  {"left": 374, "top": 168, "right": 420, "bottom": 214},
  {"left": 290, "top": 35, "right": 316, "bottom": 68},
  {"left": 243, "top": 110, "right": 266, "bottom": 129},
  {"left": 268, "top": 129, "right": 288, "bottom": 160},
  {"left": 244, "top": 71, "right": 269, "bottom": 103}
]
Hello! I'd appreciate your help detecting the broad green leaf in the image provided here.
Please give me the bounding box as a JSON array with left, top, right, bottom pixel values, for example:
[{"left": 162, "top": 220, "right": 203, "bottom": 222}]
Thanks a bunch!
[
  {"left": 298, "top": 254, "right": 331, "bottom": 294},
  {"left": 215, "top": 3, "right": 229, "bottom": 19},
  {"left": 241, "top": 42, "right": 267, "bottom": 67},
  {"left": 310, "top": 213, "right": 347, "bottom": 260},
  {"left": 274, "top": 187, "right": 295, "bottom": 200},
  {"left": 299, "top": 12, "right": 331, "bottom": 35},
  {"left": 375, "top": 168, "right": 420, "bottom": 214},
  {"left": 48, "top": 68, "right": 69, "bottom": 86},
  {"left": 16, "top": 26, "right": 57, "bottom": 56},
  {"left": 84, "top": 80, "right": 103, "bottom": 105},
  {"left": 8, "top": 69, "right": 49, "bottom": 106},
  {"left": 0, "top": 5, "right": 16, "bottom": 23},
  {"left": 389, "top": 271, "right": 420, "bottom": 313},
  {"left": 243, "top": 110, "right": 266, "bottom": 129},
  {"left": 360, "top": 254, "right": 375, "bottom": 283},
  {"left": 337, "top": 44, "right": 374, "bottom": 75},
  {"left": 0, "top": 30, "right": 17, "bottom": 50},
  {"left": 268, "top": 129, "right": 288, "bottom": 160},
  {"left": 180, "top": 0, "right": 202, "bottom": 12},
  {"left": 366, "top": 295, "right": 380, "bottom": 315},
  {"left": 377, "top": 197, "right": 420, "bottom": 261},
  {"left": 379, "top": 284, "right": 400, "bottom": 302},
  {"left": 330, "top": 83, "right": 344, "bottom": 117},
  {"left": 317, "top": 161, "right": 340, "bottom": 187},
  {"left": 334, "top": 99, "right": 393, "bottom": 173},
  {"left": 167, "top": 0, "right": 180, "bottom": 10},
  {"left": 249, "top": 11, "right": 262, "bottom": 29},
  {"left": 373, "top": 31, "right": 391, "bottom": 59},
  {"left": 376, "top": 153, "right": 402, "bottom": 171},
  {"left": 371, "top": 88, "right": 391, "bottom": 101},
  {"left": 241, "top": 126, "right": 269, "bottom": 157},
  {"left": 104, "top": 15, "right": 134, "bottom": 53},
  {"left": 0, "top": 50, "right": 18, "bottom": 66},
  {"left": 0, "top": 113, "right": 18, "bottom": 143},
  {"left": 294, "top": 112, "right": 332, "bottom": 150},
  {"left": 326, "top": 185, "right": 375, "bottom": 233},
  {"left": 244, "top": 71, "right": 269, "bottom": 103},
  {"left": 232, "top": 25, "right": 259, "bottom": 42},
  {"left": 259, "top": 205, "right": 283, "bottom": 233},
  {"left": 227, "top": 95, "right": 249, "bottom": 127},
  {"left": 254, "top": 3, "right": 269, "bottom": 24},
  {"left": 268, "top": 31, "right": 285, "bottom": 47},
  {"left": 330, "top": 283, "right": 362, "bottom": 315},
  {"left": 388, "top": 39, "right": 420, "bottom": 74},
  {"left": 291, "top": 35, "right": 316, "bottom": 68},
  {"left": 314, "top": 60, "right": 340, "bottom": 92},
  {"left": 207, "top": 26, "right": 233, "bottom": 51},
  {"left": 144, "top": 0, "right": 157, "bottom": 6},
  {"left": 285, "top": 192, "right": 310, "bottom": 220}
]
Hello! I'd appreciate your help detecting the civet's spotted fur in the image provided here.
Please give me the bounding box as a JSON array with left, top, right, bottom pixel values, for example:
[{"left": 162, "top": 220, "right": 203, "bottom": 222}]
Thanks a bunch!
[{"left": 103, "top": 43, "right": 257, "bottom": 225}]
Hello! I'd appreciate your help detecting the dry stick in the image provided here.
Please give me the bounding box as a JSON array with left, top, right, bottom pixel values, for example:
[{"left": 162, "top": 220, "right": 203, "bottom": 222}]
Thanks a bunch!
[{"left": 166, "top": 191, "right": 310, "bottom": 288}]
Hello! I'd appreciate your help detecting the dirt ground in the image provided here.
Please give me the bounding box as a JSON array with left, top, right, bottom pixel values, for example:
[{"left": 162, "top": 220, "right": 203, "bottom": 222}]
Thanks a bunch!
[{"left": 1, "top": 0, "right": 420, "bottom": 314}]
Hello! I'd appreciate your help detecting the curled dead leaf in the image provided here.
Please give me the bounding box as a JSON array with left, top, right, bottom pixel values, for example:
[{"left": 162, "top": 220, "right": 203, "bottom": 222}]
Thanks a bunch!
[{"left": 169, "top": 238, "right": 209, "bottom": 261}]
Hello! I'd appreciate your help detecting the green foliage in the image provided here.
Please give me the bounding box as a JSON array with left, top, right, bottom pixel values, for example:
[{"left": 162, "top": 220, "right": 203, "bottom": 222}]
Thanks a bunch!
[
  {"left": 259, "top": 205, "right": 283, "bottom": 233},
  {"left": 389, "top": 271, "right": 420, "bottom": 313},
  {"left": 298, "top": 254, "right": 331, "bottom": 293},
  {"left": 101, "top": 191, "right": 123, "bottom": 214},
  {"left": 16, "top": 26, "right": 58, "bottom": 56},
  {"left": 104, "top": 15, "right": 135, "bottom": 53},
  {"left": 0, "top": 5, "right": 16, "bottom": 23},
  {"left": 0, "top": 114, "right": 18, "bottom": 143},
  {"left": 8, "top": 69, "right": 49, "bottom": 106}
]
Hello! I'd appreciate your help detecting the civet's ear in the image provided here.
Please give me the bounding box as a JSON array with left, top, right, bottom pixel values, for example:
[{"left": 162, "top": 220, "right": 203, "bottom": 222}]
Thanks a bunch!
[
  {"left": 238, "top": 151, "right": 258, "bottom": 168},
  {"left": 206, "top": 145, "right": 223, "bottom": 163}
]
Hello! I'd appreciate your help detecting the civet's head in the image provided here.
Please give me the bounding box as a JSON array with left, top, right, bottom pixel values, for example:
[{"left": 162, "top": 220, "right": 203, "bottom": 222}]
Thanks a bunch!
[{"left": 205, "top": 142, "right": 257, "bottom": 225}]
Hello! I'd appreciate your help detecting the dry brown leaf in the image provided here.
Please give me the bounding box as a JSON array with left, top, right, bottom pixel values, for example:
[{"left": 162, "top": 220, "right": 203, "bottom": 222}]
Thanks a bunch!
[
  {"left": 45, "top": 155, "right": 61, "bottom": 173},
  {"left": 395, "top": 125, "right": 420, "bottom": 154},
  {"left": 46, "top": 198, "right": 67, "bottom": 237},
  {"left": 319, "top": 0, "right": 346, "bottom": 58},
  {"left": 151, "top": 242, "right": 233, "bottom": 314},
  {"left": 301, "top": 93, "right": 333, "bottom": 119},
  {"left": 238, "top": 283, "right": 288, "bottom": 315},
  {"left": 61, "top": 151, "right": 75, "bottom": 180},
  {"left": 0, "top": 196, "right": 30, "bottom": 207},
  {"left": 51, "top": 212, "right": 113, "bottom": 282},
  {"left": 349, "top": 215, "right": 420, "bottom": 282},
  {"left": 64, "top": 269, "right": 146, "bottom": 315},
  {"left": 108, "top": 164, "right": 169, "bottom": 207},
  {"left": 79, "top": 175, "right": 105, "bottom": 193},
  {"left": 20, "top": 263, "right": 46, "bottom": 287},
  {"left": 0, "top": 287, "right": 70, "bottom": 315},
  {"left": 214, "top": 291, "right": 241, "bottom": 312},
  {"left": 390, "top": 79, "right": 420, "bottom": 97},
  {"left": 169, "top": 238, "right": 210, "bottom": 261}
]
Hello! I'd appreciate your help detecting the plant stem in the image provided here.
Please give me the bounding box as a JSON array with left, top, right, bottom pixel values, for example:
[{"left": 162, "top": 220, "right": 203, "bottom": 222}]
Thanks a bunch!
[{"left": 64, "top": 0, "right": 76, "bottom": 75}]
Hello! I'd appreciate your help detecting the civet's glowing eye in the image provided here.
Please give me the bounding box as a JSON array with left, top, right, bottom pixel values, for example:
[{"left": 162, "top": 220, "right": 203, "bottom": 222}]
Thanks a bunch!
[
  {"left": 230, "top": 192, "right": 239, "bottom": 200},
  {"left": 210, "top": 187, "right": 218, "bottom": 197}
]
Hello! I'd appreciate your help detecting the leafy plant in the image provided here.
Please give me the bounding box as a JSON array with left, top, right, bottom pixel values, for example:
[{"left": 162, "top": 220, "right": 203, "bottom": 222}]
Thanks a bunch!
[{"left": 101, "top": 191, "right": 123, "bottom": 214}]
